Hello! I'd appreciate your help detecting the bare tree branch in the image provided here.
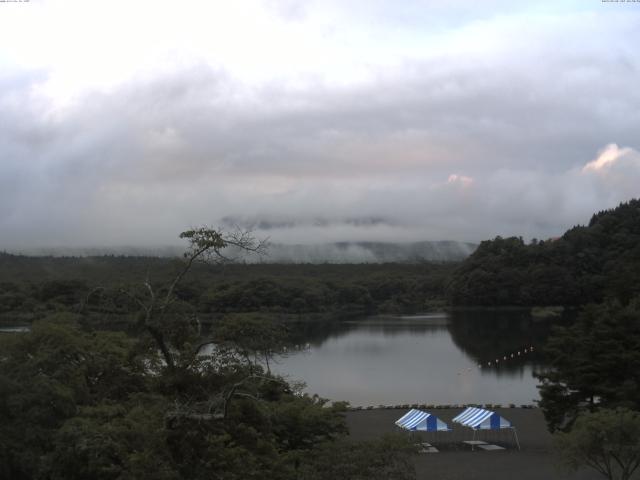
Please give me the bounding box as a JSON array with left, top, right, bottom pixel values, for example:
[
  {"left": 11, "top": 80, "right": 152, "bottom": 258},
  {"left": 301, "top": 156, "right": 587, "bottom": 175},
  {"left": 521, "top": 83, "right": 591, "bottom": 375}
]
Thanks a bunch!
[{"left": 123, "top": 226, "right": 266, "bottom": 372}]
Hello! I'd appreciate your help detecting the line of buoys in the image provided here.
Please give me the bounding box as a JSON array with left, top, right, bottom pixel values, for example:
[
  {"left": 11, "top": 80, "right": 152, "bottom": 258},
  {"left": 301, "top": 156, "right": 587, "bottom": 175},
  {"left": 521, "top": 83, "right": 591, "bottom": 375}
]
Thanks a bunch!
[
  {"left": 477, "top": 345, "right": 534, "bottom": 370},
  {"left": 457, "top": 345, "right": 536, "bottom": 376}
]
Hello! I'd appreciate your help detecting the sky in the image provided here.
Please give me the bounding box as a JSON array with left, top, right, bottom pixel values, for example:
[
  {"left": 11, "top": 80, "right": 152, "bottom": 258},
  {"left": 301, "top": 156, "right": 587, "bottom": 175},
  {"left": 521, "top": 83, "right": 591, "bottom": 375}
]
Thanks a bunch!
[{"left": 1, "top": 0, "right": 639, "bottom": 249}]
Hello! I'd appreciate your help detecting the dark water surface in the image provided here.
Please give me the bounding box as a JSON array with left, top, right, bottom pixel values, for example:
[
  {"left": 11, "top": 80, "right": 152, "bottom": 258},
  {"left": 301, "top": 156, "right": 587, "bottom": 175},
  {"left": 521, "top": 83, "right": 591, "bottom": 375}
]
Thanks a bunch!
[{"left": 273, "top": 310, "right": 555, "bottom": 407}]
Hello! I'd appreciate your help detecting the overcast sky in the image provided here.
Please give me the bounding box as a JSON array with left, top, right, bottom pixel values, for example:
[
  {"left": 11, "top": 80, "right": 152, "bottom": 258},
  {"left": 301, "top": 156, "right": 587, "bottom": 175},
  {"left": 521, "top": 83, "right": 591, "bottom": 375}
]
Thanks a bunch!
[{"left": 1, "top": 0, "right": 639, "bottom": 249}]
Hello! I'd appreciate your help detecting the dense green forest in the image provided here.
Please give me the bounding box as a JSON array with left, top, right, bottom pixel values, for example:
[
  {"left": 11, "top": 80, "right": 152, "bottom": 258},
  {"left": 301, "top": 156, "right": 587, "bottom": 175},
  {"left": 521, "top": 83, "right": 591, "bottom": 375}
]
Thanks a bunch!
[
  {"left": 447, "top": 199, "right": 640, "bottom": 306},
  {"left": 0, "top": 257, "right": 454, "bottom": 328},
  {"left": 0, "top": 314, "right": 417, "bottom": 480},
  {"left": 0, "top": 229, "right": 418, "bottom": 480},
  {"left": 536, "top": 299, "right": 640, "bottom": 432}
]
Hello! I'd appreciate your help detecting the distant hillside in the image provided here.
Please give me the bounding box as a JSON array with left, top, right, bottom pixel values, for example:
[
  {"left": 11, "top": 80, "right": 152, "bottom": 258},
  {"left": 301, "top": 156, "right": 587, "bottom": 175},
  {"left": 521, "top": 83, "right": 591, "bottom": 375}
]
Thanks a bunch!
[
  {"left": 10, "top": 240, "right": 477, "bottom": 264},
  {"left": 447, "top": 199, "right": 640, "bottom": 306},
  {"left": 0, "top": 254, "right": 456, "bottom": 321}
]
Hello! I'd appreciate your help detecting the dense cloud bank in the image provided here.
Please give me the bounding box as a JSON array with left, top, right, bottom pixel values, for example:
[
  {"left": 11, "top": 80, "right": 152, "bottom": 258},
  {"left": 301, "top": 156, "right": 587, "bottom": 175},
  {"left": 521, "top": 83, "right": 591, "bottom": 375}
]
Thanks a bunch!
[
  {"left": 11, "top": 240, "right": 477, "bottom": 263},
  {"left": 0, "top": 1, "right": 639, "bottom": 248}
]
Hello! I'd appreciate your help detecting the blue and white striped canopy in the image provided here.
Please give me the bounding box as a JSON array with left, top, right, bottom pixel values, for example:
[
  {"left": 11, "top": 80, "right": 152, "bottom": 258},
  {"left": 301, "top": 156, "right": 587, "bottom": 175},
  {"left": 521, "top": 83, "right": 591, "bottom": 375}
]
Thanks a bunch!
[
  {"left": 395, "top": 409, "right": 451, "bottom": 432},
  {"left": 452, "top": 407, "right": 512, "bottom": 430}
]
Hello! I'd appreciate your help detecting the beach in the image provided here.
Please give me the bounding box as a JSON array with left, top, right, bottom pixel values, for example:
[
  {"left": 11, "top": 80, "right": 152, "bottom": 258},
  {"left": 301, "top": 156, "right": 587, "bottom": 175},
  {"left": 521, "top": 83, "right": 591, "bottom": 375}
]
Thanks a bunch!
[{"left": 346, "top": 408, "right": 602, "bottom": 480}]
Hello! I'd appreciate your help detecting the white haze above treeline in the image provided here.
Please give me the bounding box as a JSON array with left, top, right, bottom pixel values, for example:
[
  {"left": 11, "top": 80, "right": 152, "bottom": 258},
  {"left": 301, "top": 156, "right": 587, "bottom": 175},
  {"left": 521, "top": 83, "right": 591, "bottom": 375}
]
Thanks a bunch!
[
  {"left": 1, "top": 0, "right": 639, "bottom": 250},
  {"left": 11, "top": 241, "right": 477, "bottom": 263}
]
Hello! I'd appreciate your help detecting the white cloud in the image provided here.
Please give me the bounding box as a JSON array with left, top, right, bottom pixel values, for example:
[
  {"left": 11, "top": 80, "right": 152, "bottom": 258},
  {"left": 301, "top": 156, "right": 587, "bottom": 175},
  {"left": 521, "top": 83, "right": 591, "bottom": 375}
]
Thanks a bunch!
[
  {"left": 447, "top": 174, "right": 474, "bottom": 188},
  {"left": 582, "top": 143, "right": 638, "bottom": 173}
]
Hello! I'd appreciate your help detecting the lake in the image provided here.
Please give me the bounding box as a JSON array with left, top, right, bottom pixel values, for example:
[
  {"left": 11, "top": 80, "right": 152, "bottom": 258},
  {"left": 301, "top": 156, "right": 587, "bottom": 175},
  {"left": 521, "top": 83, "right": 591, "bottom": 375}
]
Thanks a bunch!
[
  {"left": 273, "top": 310, "right": 555, "bottom": 407},
  {"left": 1, "top": 309, "right": 557, "bottom": 407}
]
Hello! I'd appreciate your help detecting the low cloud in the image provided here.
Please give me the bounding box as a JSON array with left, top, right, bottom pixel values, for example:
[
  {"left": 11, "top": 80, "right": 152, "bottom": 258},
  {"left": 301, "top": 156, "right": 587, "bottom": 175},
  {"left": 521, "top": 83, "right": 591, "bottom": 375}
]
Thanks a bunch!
[{"left": 0, "top": 2, "right": 639, "bottom": 249}]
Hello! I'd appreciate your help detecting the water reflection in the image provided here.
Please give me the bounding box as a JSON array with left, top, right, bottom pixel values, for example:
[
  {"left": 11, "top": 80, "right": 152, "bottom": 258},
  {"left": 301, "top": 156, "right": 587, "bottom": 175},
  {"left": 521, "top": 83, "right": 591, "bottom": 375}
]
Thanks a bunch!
[
  {"left": 0, "top": 326, "right": 30, "bottom": 333},
  {"left": 0, "top": 312, "right": 562, "bottom": 406},
  {"left": 274, "top": 311, "right": 561, "bottom": 406},
  {"left": 447, "top": 309, "right": 551, "bottom": 377}
]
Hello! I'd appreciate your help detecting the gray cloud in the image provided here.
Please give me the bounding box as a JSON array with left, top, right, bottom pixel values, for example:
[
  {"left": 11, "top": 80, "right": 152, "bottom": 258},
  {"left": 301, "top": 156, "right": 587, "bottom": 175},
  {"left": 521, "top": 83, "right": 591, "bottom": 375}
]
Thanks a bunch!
[{"left": 1, "top": 4, "right": 640, "bottom": 249}]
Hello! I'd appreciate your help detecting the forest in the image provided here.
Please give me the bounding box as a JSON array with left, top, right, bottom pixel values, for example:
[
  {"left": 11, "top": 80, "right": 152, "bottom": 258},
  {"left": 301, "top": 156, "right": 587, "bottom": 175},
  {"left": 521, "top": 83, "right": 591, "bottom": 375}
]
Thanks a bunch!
[
  {"left": 0, "top": 257, "right": 454, "bottom": 329},
  {"left": 447, "top": 199, "right": 640, "bottom": 307},
  {"left": 0, "top": 229, "right": 420, "bottom": 480}
]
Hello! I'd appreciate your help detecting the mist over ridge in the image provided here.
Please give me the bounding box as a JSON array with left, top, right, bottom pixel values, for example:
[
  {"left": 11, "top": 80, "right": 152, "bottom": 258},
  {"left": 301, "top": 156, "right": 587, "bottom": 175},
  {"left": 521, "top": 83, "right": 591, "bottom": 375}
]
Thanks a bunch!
[{"left": 8, "top": 240, "right": 476, "bottom": 263}]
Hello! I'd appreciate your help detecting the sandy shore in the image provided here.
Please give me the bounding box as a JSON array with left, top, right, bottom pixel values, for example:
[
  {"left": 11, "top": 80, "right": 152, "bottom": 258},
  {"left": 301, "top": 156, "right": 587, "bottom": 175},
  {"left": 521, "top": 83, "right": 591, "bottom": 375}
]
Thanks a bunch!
[{"left": 346, "top": 408, "right": 601, "bottom": 480}]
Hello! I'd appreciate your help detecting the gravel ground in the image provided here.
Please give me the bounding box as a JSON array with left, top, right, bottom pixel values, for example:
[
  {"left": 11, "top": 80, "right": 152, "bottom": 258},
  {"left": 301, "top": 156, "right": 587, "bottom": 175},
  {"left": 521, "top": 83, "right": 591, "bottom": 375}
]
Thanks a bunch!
[{"left": 345, "top": 408, "right": 602, "bottom": 480}]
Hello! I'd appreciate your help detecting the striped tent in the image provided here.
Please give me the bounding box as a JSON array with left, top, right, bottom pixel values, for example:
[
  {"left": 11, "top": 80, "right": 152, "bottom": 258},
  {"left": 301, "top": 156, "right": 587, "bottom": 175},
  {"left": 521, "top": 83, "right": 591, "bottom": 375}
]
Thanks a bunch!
[
  {"left": 453, "top": 407, "right": 520, "bottom": 450},
  {"left": 452, "top": 407, "right": 511, "bottom": 430},
  {"left": 395, "top": 409, "right": 450, "bottom": 432}
]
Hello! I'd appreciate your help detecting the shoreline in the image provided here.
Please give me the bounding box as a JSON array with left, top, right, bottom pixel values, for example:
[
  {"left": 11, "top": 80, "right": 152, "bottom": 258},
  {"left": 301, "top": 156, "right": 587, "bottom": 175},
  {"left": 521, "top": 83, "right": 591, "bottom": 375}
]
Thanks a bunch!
[{"left": 345, "top": 403, "right": 537, "bottom": 411}]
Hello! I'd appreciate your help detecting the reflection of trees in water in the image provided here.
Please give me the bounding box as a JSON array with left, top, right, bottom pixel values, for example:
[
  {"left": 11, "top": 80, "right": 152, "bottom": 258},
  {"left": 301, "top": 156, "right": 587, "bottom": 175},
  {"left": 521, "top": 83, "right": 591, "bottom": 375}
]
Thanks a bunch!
[
  {"left": 286, "top": 316, "right": 450, "bottom": 348},
  {"left": 287, "top": 310, "right": 573, "bottom": 376},
  {"left": 447, "top": 309, "right": 559, "bottom": 374},
  {"left": 351, "top": 322, "right": 449, "bottom": 338},
  {"left": 286, "top": 317, "right": 354, "bottom": 348}
]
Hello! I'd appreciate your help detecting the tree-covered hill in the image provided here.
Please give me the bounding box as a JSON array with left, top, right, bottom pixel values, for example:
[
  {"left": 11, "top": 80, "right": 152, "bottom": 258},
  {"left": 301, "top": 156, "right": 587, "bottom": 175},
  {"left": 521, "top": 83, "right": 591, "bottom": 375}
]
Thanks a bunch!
[
  {"left": 447, "top": 199, "right": 640, "bottom": 306},
  {"left": 0, "top": 256, "right": 455, "bottom": 326}
]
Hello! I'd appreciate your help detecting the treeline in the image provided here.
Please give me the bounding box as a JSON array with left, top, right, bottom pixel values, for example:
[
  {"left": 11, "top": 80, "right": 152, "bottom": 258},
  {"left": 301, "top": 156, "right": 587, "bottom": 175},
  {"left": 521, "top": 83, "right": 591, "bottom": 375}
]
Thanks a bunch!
[
  {"left": 0, "top": 259, "right": 455, "bottom": 325},
  {"left": 447, "top": 199, "right": 640, "bottom": 306}
]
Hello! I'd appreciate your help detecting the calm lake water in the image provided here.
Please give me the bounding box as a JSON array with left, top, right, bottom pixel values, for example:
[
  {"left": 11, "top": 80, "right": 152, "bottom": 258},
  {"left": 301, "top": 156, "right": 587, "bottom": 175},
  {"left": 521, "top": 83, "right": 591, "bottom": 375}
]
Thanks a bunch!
[
  {"left": 2, "top": 309, "right": 557, "bottom": 407},
  {"left": 273, "top": 310, "right": 554, "bottom": 407},
  {"left": 0, "top": 326, "right": 30, "bottom": 333}
]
